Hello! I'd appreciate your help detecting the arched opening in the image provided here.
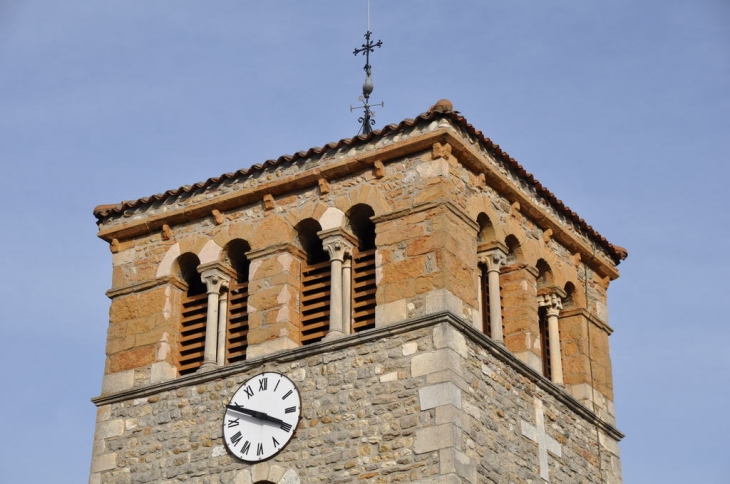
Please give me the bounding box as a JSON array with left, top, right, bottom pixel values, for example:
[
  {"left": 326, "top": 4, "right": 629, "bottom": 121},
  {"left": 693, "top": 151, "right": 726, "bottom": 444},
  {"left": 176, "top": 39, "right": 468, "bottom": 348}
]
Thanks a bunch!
[
  {"left": 536, "top": 259, "right": 554, "bottom": 379},
  {"left": 504, "top": 234, "right": 522, "bottom": 265},
  {"left": 563, "top": 282, "right": 576, "bottom": 309},
  {"left": 477, "top": 213, "right": 499, "bottom": 337},
  {"left": 224, "top": 239, "right": 251, "bottom": 364},
  {"left": 175, "top": 253, "right": 206, "bottom": 375},
  {"left": 296, "top": 219, "right": 329, "bottom": 344},
  {"left": 477, "top": 212, "right": 496, "bottom": 244},
  {"left": 348, "top": 204, "right": 376, "bottom": 333}
]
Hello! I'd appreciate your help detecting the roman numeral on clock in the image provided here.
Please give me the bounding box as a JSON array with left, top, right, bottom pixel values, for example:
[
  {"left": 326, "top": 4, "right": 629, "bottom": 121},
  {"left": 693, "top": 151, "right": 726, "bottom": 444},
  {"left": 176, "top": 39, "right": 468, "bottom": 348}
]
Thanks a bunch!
[
  {"left": 227, "top": 418, "right": 240, "bottom": 428},
  {"left": 241, "top": 440, "right": 251, "bottom": 455},
  {"left": 285, "top": 406, "right": 296, "bottom": 414},
  {"left": 259, "top": 377, "right": 268, "bottom": 391},
  {"left": 244, "top": 386, "right": 254, "bottom": 399},
  {"left": 280, "top": 422, "right": 292, "bottom": 433},
  {"left": 272, "top": 436, "right": 280, "bottom": 448},
  {"left": 282, "top": 389, "right": 293, "bottom": 400},
  {"left": 257, "top": 443, "right": 264, "bottom": 456},
  {"left": 230, "top": 431, "right": 242, "bottom": 446}
]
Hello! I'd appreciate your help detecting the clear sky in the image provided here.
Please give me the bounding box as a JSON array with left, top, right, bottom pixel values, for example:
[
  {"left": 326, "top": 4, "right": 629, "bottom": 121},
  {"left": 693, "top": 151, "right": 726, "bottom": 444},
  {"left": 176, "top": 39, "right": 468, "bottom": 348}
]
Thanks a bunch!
[{"left": 1, "top": 1, "right": 728, "bottom": 482}]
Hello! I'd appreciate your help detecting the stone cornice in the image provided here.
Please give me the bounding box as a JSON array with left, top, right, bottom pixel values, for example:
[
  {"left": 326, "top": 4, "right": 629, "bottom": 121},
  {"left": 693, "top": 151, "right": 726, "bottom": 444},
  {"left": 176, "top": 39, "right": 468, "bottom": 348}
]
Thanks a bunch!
[
  {"left": 105, "top": 275, "right": 186, "bottom": 299},
  {"left": 96, "top": 123, "right": 619, "bottom": 280},
  {"left": 96, "top": 129, "right": 441, "bottom": 243},
  {"left": 439, "top": 130, "right": 619, "bottom": 280},
  {"left": 559, "top": 307, "right": 614, "bottom": 335},
  {"left": 91, "top": 311, "right": 623, "bottom": 443},
  {"left": 246, "top": 242, "right": 307, "bottom": 261},
  {"left": 371, "top": 199, "right": 480, "bottom": 234}
]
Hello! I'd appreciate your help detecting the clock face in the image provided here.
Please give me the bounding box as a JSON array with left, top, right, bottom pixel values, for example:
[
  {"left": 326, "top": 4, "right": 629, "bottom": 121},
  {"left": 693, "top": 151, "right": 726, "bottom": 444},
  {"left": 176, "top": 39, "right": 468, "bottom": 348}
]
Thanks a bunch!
[{"left": 222, "top": 372, "right": 301, "bottom": 462}]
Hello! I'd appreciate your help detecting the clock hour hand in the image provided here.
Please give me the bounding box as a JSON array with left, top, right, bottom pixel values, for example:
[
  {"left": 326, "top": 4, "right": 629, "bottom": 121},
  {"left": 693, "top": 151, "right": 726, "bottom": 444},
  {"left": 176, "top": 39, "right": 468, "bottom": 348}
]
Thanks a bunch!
[{"left": 226, "top": 404, "right": 286, "bottom": 426}]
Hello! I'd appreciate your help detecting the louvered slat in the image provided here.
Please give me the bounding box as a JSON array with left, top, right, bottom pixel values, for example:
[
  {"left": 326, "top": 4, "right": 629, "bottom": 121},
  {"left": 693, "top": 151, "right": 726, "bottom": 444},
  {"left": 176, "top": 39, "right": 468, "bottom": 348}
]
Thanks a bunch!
[
  {"left": 226, "top": 280, "right": 249, "bottom": 364},
  {"left": 352, "top": 248, "right": 376, "bottom": 332},
  {"left": 301, "top": 260, "right": 331, "bottom": 344},
  {"left": 179, "top": 292, "right": 207, "bottom": 375}
]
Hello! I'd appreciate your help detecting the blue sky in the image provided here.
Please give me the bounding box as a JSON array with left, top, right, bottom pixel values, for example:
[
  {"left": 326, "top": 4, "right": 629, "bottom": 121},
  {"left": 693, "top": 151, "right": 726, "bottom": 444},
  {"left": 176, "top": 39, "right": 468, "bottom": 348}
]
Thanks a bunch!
[{"left": 1, "top": 1, "right": 728, "bottom": 482}]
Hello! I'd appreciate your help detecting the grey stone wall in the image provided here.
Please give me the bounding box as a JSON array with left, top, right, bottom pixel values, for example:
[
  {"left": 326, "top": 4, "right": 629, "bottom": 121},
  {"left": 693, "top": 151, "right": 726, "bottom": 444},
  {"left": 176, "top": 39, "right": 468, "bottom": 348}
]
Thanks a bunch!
[{"left": 90, "top": 316, "right": 622, "bottom": 484}]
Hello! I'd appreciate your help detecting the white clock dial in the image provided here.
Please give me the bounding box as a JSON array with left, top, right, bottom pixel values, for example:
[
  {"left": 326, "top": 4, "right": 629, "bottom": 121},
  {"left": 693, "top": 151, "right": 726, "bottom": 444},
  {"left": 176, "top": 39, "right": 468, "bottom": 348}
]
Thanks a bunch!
[{"left": 222, "top": 372, "right": 301, "bottom": 462}]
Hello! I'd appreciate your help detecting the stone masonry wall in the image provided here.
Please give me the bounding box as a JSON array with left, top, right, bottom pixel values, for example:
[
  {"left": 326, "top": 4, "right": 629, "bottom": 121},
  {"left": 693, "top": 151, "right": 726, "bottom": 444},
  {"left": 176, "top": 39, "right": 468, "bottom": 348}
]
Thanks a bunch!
[{"left": 90, "top": 318, "right": 622, "bottom": 484}]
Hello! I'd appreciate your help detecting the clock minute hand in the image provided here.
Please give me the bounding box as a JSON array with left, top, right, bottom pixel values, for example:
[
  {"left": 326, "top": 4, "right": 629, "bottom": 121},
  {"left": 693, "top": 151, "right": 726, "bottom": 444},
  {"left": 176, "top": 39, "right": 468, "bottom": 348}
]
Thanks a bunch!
[{"left": 226, "top": 404, "right": 285, "bottom": 426}]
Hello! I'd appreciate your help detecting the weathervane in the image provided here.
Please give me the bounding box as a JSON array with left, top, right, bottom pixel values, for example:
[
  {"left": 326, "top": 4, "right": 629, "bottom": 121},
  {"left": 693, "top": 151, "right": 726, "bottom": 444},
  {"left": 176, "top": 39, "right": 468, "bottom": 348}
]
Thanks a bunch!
[{"left": 350, "top": 0, "right": 384, "bottom": 135}]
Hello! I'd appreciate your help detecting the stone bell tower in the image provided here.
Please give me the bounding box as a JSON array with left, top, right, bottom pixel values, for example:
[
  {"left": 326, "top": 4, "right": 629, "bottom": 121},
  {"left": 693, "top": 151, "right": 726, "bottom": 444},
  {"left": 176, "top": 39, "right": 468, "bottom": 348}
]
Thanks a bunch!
[{"left": 89, "top": 99, "right": 626, "bottom": 483}]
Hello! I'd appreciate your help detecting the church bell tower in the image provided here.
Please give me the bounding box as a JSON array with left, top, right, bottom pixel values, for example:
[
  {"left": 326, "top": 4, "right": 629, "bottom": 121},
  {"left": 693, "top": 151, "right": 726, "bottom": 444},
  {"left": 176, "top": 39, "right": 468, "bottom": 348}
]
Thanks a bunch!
[{"left": 89, "top": 99, "right": 626, "bottom": 483}]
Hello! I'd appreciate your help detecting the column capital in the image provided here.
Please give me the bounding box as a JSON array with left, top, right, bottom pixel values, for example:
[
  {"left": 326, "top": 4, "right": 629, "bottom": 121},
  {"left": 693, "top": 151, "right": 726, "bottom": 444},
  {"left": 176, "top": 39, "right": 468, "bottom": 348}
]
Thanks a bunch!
[
  {"left": 198, "top": 263, "right": 234, "bottom": 294},
  {"left": 478, "top": 247, "right": 508, "bottom": 272},
  {"left": 318, "top": 229, "right": 357, "bottom": 262},
  {"left": 537, "top": 287, "right": 566, "bottom": 316}
]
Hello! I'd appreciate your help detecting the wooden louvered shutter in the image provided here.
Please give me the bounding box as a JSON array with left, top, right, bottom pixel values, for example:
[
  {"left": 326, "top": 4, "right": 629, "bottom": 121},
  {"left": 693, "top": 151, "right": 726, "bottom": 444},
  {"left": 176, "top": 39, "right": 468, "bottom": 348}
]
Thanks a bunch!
[
  {"left": 179, "top": 292, "right": 207, "bottom": 375},
  {"left": 352, "top": 248, "right": 376, "bottom": 332},
  {"left": 538, "top": 306, "right": 552, "bottom": 379},
  {"left": 480, "top": 264, "right": 491, "bottom": 338},
  {"left": 301, "top": 260, "right": 331, "bottom": 344},
  {"left": 226, "top": 280, "right": 249, "bottom": 364}
]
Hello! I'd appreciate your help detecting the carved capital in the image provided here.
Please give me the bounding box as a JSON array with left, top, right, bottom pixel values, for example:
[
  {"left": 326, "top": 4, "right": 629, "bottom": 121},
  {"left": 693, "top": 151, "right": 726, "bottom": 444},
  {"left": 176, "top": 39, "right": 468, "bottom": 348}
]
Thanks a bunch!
[
  {"left": 198, "top": 263, "right": 234, "bottom": 295},
  {"left": 321, "top": 235, "right": 354, "bottom": 262},
  {"left": 537, "top": 291, "right": 564, "bottom": 316},
  {"left": 478, "top": 248, "right": 507, "bottom": 272}
]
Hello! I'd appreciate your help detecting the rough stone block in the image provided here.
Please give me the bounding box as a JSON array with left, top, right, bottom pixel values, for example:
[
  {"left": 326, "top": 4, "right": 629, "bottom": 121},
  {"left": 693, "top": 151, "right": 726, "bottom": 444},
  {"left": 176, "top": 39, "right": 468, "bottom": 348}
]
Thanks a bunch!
[
  {"left": 414, "top": 423, "right": 457, "bottom": 454},
  {"left": 419, "top": 382, "right": 462, "bottom": 410},
  {"left": 101, "top": 370, "right": 134, "bottom": 395},
  {"left": 246, "top": 336, "right": 299, "bottom": 360},
  {"left": 440, "top": 447, "right": 477, "bottom": 484},
  {"left": 96, "top": 419, "right": 125, "bottom": 440},
  {"left": 375, "top": 299, "right": 407, "bottom": 327},
  {"left": 432, "top": 323, "right": 468, "bottom": 357},
  {"left": 411, "top": 349, "right": 461, "bottom": 378},
  {"left": 90, "top": 452, "right": 117, "bottom": 473},
  {"left": 150, "top": 361, "right": 177, "bottom": 384}
]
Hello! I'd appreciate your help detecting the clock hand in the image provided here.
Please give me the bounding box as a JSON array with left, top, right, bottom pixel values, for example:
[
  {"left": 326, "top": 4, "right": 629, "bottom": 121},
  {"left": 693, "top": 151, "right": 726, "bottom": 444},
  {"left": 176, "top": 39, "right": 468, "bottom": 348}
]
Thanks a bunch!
[{"left": 226, "top": 404, "right": 286, "bottom": 426}]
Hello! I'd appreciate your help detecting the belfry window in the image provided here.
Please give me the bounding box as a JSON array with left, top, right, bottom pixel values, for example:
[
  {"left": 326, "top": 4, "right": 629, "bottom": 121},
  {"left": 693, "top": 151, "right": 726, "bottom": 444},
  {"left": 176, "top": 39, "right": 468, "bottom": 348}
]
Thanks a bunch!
[
  {"left": 349, "top": 205, "right": 377, "bottom": 333},
  {"left": 177, "top": 253, "right": 207, "bottom": 375},
  {"left": 298, "top": 219, "right": 331, "bottom": 345},
  {"left": 223, "top": 240, "right": 250, "bottom": 365}
]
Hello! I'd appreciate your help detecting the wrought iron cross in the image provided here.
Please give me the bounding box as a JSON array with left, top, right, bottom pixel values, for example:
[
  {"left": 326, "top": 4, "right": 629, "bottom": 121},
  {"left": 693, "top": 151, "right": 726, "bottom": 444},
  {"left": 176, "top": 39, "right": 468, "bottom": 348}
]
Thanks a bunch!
[{"left": 351, "top": 29, "right": 384, "bottom": 135}]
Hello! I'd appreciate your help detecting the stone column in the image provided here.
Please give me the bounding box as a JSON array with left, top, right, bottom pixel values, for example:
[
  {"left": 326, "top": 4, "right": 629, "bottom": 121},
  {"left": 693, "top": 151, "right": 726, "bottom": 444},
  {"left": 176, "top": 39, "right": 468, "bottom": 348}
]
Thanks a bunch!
[
  {"left": 478, "top": 247, "right": 507, "bottom": 345},
  {"left": 198, "top": 267, "right": 231, "bottom": 372},
  {"left": 216, "top": 289, "right": 229, "bottom": 366},
  {"left": 342, "top": 257, "right": 353, "bottom": 335},
  {"left": 319, "top": 229, "right": 355, "bottom": 341},
  {"left": 538, "top": 289, "right": 565, "bottom": 385}
]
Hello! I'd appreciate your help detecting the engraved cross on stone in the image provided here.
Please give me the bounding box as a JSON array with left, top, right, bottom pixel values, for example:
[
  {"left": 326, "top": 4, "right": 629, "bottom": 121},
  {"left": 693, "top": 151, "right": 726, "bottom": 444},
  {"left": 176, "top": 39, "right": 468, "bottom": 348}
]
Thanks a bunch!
[{"left": 521, "top": 397, "right": 562, "bottom": 482}]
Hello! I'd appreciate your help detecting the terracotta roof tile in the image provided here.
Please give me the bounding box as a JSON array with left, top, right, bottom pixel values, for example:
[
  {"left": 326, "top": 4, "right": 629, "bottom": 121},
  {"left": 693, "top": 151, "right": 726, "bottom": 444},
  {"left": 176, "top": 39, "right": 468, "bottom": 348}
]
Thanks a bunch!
[{"left": 93, "top": 108, "right": 626, "bottom": 264}]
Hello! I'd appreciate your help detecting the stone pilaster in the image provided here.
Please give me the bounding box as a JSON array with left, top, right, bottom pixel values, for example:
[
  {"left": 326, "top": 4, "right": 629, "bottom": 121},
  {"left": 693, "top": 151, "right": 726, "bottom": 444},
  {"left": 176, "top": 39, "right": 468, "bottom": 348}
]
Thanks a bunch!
[
  {"left": 411, "top": 323, "right": 477, "bottom": 484},
  {"left": 245, "top": 243, "right": 305, "bottom": 359},
  {"left": 374, "top": 203, "right": 479, "bottom": 328},
  {"left": 502, "top": 264, "right": 541, "bottom": 373}
]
